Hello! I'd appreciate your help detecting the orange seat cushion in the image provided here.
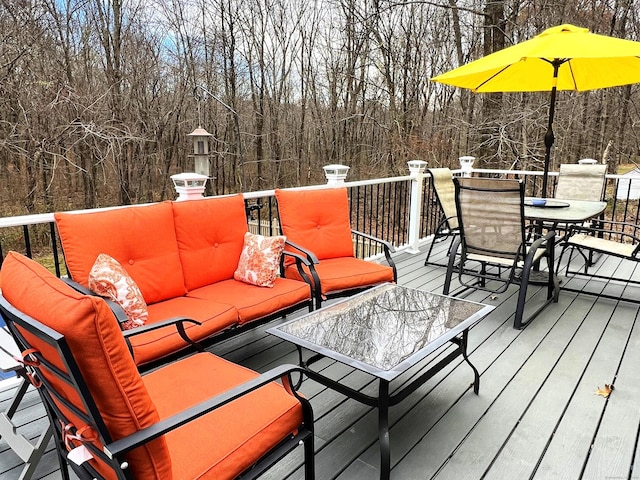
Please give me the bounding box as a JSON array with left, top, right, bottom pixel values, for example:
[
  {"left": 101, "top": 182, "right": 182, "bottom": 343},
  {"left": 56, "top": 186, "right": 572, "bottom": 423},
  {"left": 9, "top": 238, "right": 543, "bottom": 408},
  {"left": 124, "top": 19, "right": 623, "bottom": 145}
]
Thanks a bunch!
[
  {"left": 172, "top": 195, "right": 249, "bottom": 290},
  {"left": 131, "top": 297, "right": 240, "bottom": 365},
  {"left": 55, "top": 202, "right": 186, "bottom": 304},
  {"left": 284, "top": 257, "right": 394, "bottom": 296},
  {"left": 275, "top": 188, "right": 354, "bottom": 260},
  {"left": 143, "top": 352, "right": 303, "bottom": 480},
  {"left": 188, "top": 278, "right": 311, "bottom": 324},
  {"left": 0, "top": 252, "right": 172, "bottom": 479}
]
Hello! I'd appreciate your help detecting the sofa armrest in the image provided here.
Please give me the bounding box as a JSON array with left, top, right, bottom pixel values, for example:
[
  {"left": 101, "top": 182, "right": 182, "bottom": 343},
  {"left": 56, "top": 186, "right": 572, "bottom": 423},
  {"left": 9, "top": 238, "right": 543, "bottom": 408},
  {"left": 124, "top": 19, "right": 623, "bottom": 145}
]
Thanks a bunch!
[{"left": 104, "top": 363, "right": 313, "bottom": 458}]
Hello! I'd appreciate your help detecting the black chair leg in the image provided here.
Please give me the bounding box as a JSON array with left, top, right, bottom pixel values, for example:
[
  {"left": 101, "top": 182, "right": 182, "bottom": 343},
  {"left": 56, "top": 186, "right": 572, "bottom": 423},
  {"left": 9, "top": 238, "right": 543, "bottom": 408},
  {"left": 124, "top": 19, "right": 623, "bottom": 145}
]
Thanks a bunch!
[{"left": 443, "top": 238, "right": 461, "bottom": 295}]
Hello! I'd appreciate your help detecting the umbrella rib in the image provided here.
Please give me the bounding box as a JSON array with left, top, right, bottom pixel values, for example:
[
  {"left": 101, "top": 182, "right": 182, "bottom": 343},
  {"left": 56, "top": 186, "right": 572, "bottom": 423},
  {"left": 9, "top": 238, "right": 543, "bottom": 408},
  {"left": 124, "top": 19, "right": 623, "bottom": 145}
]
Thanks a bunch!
[
  {"left": 566, "top": 60, "right": 578, "bottom": 90},
  {"left": 475, "top": 65, "right": 512, "bottom": 91}
]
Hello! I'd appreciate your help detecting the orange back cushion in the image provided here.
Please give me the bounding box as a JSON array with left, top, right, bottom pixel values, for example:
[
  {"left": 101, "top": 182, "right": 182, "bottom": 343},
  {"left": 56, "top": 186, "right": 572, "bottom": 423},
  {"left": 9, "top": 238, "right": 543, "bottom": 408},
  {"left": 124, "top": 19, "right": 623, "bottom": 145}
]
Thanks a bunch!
[
  {"left": 0, "top": 252, "right": 172, "bottom": 479},
  {"left": 55, "top": 202, "right": 186, "bottom": 304},
  {"left": 276, "top": 187, "right": 354, "bottom": 260},
  {"left": 172, "top": 195, "right": 248, "bottom": 290}
]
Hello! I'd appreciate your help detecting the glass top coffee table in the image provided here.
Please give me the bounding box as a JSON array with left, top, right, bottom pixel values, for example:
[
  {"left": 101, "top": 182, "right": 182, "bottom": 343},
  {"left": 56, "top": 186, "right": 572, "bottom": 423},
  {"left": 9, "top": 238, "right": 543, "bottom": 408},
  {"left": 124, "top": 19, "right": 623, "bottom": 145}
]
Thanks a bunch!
[{"left": 267, "top": 283, "right": 494, "bottom": 480}]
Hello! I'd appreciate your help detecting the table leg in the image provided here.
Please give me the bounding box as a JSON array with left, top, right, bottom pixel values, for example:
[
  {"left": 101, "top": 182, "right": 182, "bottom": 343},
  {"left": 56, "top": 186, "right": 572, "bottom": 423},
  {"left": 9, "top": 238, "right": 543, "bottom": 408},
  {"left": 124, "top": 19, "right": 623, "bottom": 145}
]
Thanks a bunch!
[
  {"left": 460, "top": 329, "right": 480, "bottom": 394},
  {"left": 378, "top": 380, "right": 390, "bottom": 480},
  {"left": 293, "top": 346, "right": 305, "bottom": 389}
]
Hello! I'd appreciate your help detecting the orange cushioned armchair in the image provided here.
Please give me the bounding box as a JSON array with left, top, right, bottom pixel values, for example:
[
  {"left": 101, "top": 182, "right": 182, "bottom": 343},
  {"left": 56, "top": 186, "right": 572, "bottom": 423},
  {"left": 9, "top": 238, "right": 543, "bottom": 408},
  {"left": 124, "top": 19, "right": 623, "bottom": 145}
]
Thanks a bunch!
[
  {"left": 275, "top": 187, "right": 397, "bottom": 307},
  {"left": 0, "top": 252, "right": 314, "bottom": 480}
]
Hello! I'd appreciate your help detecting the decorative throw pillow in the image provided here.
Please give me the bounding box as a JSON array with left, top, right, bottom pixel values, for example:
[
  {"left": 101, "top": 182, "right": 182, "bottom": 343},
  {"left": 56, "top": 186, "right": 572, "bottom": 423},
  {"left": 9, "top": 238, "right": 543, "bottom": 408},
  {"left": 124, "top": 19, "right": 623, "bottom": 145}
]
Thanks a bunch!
[
  {"left": 88, "top": 253, "right": 148, "bottom": 330},
  {"left": 234, "top": 232, "right": 286, "bottom": 288}
]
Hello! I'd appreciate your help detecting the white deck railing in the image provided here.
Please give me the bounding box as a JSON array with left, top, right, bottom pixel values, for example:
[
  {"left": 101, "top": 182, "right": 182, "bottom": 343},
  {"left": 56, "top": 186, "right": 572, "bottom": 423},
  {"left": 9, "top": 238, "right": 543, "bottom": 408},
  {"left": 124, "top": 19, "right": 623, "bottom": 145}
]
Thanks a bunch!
[{"left": 0, "top": 165, "right": 638, "bottom": 273}]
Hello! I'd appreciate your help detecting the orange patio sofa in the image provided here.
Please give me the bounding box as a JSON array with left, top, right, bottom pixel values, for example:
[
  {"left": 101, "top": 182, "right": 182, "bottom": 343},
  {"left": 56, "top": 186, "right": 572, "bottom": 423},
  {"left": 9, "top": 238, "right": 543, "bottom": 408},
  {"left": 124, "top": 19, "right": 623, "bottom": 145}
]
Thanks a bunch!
[{"left": 54, "top": 194, "right": 314, "bottom": 367}]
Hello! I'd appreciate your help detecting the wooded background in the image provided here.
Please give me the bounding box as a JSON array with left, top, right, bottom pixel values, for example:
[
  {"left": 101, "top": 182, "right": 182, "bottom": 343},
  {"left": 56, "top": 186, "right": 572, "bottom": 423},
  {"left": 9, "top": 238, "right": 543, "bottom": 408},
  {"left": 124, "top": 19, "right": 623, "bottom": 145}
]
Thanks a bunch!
[{"left": 1, "top": 0, "right": 639, "bottom": 216}]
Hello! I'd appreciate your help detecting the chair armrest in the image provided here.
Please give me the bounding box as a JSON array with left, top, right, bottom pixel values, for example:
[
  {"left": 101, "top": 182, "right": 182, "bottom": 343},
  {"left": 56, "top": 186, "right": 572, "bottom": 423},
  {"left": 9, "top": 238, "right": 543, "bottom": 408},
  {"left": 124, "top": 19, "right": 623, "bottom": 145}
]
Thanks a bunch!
[
  {"left": 528, "top": 229, "right": 556, "bottom": 252},
  {"left": 122, "top": 317, "right": 204, "bottom": 351},
  {"left": 565, "top": 222, "right": 640, "bottom": 257},
  {"left": 60, "top": 278, "right": 205, "bottom": 358},
  {"left": 566, "top": 222, "right": 640, "bottom": 243},
  {"left": 439, "top": 215, "right": 459, "bottom": 232},
  {"left": 284, "top": 240, "right": 319, "bottom": 264},
  {"left": 351, "top": 230, "right": 397, "bottom": 281},
  {"left": 351, "top": 229, "right": 396, "bottom": 253},
  {"left": 281, "top": 250, "right": 313, "bottom": 267},
  {"left": 281, "top": 241, "right": 321, "bottom": 303},
  {"left": 60, "top": 277, "right": 130, "bottom": 326},
  {"left": 104, "top": 363, "right": 311, "bottom": 458}
]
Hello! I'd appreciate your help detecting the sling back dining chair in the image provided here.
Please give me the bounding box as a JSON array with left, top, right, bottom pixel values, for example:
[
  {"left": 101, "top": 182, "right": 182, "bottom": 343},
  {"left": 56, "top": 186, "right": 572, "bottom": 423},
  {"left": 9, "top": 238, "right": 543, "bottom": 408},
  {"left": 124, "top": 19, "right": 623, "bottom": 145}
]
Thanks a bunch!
[
  {"left": 424, "top": 168, "right": 460, "bottom": 267},
  {"left": 443, "top": 177, "right": 560, "bottom": 329},
  {"left": 554, "top": 163, "right": 607, "bottom": 201},
  {"left": 275, "top": 187, "right": 397, "bottom": 308},
  {"left": 553, "top": 162, "right": 608, "bottom": 261},
  {"left": 0, "top": 251, "right": 315, "bottom": 480},
  {"left": 558, "top": 219, "right": 640, "bottom": 303}
]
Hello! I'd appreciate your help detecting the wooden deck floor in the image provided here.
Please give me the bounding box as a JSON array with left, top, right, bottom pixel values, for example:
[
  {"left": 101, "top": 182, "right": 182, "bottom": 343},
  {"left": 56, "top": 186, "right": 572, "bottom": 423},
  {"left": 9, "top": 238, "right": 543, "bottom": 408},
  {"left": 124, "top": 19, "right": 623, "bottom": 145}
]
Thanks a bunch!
[{"left": 3, "top": 239, "right": 640, "bottom": 480}]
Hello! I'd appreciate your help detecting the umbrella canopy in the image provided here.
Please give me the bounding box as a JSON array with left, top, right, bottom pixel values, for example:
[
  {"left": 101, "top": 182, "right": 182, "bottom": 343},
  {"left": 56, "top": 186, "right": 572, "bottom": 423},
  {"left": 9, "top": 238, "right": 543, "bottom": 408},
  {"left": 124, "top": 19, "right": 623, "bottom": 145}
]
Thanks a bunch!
[{"left": 431, "top": 24, "right": 640, "bottom": 196}]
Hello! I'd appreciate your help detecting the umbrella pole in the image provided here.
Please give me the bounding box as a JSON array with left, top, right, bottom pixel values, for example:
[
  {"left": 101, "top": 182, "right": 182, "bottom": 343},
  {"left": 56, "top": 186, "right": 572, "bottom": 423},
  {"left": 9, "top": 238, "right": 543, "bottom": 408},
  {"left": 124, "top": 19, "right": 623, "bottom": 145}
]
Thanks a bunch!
[{"left": 542, "top": 60, "right": 562, "bottom": 198}]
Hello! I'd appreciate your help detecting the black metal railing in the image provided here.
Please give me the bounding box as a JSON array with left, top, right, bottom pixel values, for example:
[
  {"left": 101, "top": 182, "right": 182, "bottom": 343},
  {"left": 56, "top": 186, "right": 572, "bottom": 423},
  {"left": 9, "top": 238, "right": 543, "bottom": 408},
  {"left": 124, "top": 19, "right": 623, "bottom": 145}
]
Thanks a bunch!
[{"left": 2, "top": 169, "right": 640, "bottom": 274}]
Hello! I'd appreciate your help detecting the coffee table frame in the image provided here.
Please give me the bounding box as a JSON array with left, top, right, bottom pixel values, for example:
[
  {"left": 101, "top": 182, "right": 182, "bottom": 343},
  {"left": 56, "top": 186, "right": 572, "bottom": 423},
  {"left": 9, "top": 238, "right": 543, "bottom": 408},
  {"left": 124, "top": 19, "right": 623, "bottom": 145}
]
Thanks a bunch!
[{"left": 267, "top": 284, "right": 494, "bottom": 480}]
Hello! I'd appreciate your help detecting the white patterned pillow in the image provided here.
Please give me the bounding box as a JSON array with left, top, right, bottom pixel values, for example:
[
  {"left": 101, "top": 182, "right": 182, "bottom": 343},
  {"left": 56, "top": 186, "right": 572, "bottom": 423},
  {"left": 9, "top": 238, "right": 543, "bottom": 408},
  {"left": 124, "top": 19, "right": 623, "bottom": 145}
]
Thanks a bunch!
[
  {"left": 234, "top": 232, "right": 286, "bottom": 288},
  {"left": 88, "top": 253, "right": 148, "bottom": 330}
]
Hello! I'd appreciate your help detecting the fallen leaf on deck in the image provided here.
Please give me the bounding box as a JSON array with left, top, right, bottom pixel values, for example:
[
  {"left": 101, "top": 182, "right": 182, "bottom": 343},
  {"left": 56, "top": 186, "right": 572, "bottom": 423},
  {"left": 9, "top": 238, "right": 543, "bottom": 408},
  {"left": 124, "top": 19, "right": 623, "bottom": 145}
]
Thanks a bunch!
[
  {"left": 490, "top": 295, "right": 498, "bottom": 300},
  {"left": 594, "top": 384, "right": 614, "bottom": 398}
]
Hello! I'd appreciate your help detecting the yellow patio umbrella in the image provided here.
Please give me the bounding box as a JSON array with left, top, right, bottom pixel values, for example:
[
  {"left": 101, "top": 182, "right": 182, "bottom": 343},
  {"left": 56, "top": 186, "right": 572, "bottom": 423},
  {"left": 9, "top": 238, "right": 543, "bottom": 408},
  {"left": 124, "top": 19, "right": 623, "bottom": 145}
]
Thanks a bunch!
[{"left": 431, "top": 24, "right": 640, "bottom": 196}]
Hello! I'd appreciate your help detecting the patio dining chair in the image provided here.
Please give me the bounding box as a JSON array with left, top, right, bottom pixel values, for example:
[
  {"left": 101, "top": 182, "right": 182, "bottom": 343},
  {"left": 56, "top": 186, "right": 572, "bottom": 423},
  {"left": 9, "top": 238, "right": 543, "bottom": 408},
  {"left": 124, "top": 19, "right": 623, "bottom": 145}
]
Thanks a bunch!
[
  {"left": 0, "top": 251, "right": 315, "bottom": 480},
  {"left": 423, "top": 168, "right": 460, "bottom": 267},
  {"left": 554, "top": 163, "right": 607, "bottom": 201},
  {"left": 443, "top": 177, "right": 560, "bottom": 329},
  {"left": 557, "top": 220, "right": 640, "bottom": 302},
  {"left": 552, "top": 162, "right": 608, "bottom": 259},
  {"left": 275, "top": 187, "right": 397, "bottom": 308}
]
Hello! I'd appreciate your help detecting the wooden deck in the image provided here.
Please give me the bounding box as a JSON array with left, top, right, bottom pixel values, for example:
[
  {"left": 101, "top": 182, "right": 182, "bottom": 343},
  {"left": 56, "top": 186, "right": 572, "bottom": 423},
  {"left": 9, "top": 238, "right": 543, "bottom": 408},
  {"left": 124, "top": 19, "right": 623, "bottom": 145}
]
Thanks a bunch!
[{"left": 2, "top": 239, "right": 640, "bottom": 480}]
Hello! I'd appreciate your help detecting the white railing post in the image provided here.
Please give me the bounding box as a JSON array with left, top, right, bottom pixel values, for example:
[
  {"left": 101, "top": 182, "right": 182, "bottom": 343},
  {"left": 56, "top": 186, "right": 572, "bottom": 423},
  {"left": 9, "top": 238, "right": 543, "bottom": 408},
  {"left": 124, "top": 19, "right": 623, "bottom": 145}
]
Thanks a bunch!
[
  {"left": 323, "top": 164, "right": 350, "bottom": 185},
  {"left": 170, "top": 173, "right": 208, "bottom": 200},
  {"left": 407, "top": 160, "right": 428, "bottom": 254},
  {"left": 459, "top": 156, "right": 475, "bottom": 177}
]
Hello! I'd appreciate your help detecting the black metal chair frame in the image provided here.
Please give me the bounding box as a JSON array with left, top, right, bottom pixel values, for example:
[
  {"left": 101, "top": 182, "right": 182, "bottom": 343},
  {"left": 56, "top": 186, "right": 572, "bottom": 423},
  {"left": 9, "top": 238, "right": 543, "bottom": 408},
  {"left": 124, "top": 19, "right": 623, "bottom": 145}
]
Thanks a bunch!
[
  {"left": 557, "top": 220, "right": 640, "bottom": 303},
  {"left": 0, "top": 295, "right": 315, "bottom": 480},
  {"left": 443, "top": 178, "right": 560, "bottom": 329}
]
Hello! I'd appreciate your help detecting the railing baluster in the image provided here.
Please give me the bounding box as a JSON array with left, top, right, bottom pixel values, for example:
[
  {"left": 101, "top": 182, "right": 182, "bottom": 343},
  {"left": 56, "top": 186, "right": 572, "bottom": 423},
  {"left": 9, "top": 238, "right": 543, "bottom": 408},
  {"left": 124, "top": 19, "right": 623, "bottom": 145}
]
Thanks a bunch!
[
  {"left": 50, "top": 222, "right": 61, "bottom": 277},
  {"left": 23, "top": 226, "right": 32, "bottom": 258}
]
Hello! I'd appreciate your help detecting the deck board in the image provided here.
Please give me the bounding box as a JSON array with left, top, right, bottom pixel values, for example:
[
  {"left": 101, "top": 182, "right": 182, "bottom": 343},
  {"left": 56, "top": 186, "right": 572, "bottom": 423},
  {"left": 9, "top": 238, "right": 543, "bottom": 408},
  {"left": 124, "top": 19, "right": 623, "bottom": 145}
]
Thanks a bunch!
[
  {"left": 3, "top": 238, "right": 640, "bottom": 480},
  {"left": 586, "top": 305, "right": 640, "bottom": 480}
]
